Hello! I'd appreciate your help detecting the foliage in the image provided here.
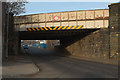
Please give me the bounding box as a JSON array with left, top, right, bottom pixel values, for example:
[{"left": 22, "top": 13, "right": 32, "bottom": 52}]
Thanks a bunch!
[{"left": 5, "top": 0, "right": 27, "bottom": 15}]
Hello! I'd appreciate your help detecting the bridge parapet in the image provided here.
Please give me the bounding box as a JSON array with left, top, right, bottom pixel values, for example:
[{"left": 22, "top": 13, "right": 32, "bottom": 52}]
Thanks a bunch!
[{"left": 14, "top": 9, "right": 109, "bottom": 31}]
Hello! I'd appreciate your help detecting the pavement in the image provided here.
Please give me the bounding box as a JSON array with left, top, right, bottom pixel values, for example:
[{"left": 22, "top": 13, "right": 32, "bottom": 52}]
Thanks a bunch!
[
  {"left": 2, "top": 47, "right": 119, "bottom": 78},
  {"left": 68, "top": 55, "right": 118, "bottom": 66},
  {"left": 20, "top": 47, "right": 118, "bottom": 78},
  {"left": 25, "top": 47, "right": 119, "bottom": 65},
  {"left": 23, "top": 55, "right": 118, "bottom": 78},
  {"left": 2, "top": 55, "right": 40, "bottom": 78}
]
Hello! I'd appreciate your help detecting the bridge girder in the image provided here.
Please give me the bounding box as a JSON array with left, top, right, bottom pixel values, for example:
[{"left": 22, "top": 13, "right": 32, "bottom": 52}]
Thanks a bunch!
[{"left": 19, "top": 29, "right": 98, "bottom": 40}]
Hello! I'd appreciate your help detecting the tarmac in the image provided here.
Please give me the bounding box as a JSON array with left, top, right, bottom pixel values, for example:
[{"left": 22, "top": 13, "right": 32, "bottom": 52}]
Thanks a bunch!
[
  {"left": 2, "top": 55, "right": 40, "bottom": 78},
  {"left": 2, "top": 47, "right": 119, "bottom": 78},
  {"left": 68, "top": 55, "right": 119, "bottom": 66}
]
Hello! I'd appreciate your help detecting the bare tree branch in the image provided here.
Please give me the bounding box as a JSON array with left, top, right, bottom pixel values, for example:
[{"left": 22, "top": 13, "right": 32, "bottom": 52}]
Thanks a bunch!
[{"left": 5, "top": 0, "right": 27, "bottom": 15}]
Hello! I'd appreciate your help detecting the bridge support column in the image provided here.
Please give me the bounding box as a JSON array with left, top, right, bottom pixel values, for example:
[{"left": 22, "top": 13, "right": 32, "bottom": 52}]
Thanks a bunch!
[
  {"left": 8, "top": 32, "right": 20, "bottom": 56},
  {"left": 6, "top": 13, "right": 21, "bottom": 56},
  {"left": 109, "top": 3, "right": 120, "bottom": 60},
  {"left": 12, "top": 32, "right": 21, "bottom": 56},
  {"left": 2, "top": 2, "right": 7, "bottom": 59}
]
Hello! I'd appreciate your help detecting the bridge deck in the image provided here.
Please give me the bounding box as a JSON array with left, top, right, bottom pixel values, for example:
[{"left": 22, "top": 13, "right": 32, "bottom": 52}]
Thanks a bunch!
[{"left": 19, "top": 29, "right": 99, "bottom": 40}]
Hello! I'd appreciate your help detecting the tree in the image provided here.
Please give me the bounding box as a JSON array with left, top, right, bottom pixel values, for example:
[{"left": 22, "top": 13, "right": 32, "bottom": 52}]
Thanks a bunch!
[{"left": 5, "top": 0, "right": 27, "bottom": 15}]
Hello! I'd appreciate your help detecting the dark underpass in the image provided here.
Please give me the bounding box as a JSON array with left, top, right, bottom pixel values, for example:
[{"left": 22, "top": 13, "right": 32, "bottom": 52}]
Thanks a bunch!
[
  {"left": 19, "top": 29, "right": 98, "bottom": 56},
  {"left": 19, "top": 29, "right": 98, "bottom": 40}
]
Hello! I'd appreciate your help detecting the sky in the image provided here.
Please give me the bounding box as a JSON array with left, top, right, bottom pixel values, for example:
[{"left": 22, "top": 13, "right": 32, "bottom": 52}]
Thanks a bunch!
[{"left": 19, "top": 2, "right": 111, "bottom": 16}]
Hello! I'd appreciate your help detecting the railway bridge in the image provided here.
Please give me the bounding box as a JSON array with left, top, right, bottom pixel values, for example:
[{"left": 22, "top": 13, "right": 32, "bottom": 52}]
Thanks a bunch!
[{"left": 7, "top": 3, "right": 119, "bottom": 61}]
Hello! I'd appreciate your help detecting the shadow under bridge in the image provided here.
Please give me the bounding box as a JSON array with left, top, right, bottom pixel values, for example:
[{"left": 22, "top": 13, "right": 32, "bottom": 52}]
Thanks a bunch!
[{"left": 19, "top": 29, "right": 99, "bottom": 56}]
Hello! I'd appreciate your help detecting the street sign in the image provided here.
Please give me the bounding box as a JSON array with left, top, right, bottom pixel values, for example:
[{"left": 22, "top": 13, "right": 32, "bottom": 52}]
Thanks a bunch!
[{"left": 54, "top": 16, "right": 59, "bottom": 21}]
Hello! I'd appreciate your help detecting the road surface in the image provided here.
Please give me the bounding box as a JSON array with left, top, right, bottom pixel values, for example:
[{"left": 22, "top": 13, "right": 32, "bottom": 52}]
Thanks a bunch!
[{"left": 21, "top": 47, "right": 118, "bottom": 78}]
